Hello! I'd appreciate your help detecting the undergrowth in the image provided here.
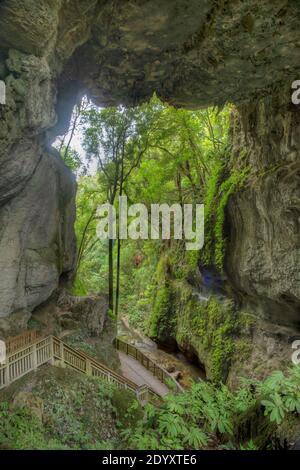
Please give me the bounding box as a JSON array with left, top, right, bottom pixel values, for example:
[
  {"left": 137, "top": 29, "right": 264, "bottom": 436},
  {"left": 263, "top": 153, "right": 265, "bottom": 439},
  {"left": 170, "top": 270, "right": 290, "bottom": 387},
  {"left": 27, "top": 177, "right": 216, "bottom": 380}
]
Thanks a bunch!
[{"left": 123, "top": 366, "right": 300, "bottom": 450}]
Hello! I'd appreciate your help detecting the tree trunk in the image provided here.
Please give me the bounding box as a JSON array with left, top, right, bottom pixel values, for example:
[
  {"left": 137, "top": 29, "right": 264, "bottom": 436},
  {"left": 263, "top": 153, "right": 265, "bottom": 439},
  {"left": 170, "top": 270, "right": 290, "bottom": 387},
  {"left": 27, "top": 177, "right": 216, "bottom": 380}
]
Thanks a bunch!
[
  {"left": 115, "top": 237, "right": 121, "bottom": 317},
  {"left": 108, "top": 238, "right": 114, "bottom": 312},
  {"left": 115, "top": 143, "right": 125, "bottom": 317}
]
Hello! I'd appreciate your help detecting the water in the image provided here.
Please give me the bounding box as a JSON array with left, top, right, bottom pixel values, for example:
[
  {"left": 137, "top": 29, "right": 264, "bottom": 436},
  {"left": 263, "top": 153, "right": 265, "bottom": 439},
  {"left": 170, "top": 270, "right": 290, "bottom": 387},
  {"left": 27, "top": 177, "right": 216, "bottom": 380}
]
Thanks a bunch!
[{"left": 192, "top": 290, "right": 210, "bottom": 302}]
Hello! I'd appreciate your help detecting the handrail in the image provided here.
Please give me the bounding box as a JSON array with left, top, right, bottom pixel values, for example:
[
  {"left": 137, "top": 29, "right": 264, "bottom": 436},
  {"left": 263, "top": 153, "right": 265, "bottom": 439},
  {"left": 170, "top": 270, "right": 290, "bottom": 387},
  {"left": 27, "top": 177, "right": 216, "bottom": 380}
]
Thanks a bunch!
[
  {"left": 0, "top": 336, "right": 53, "bottom": 388},
  {"left": 6, "top": 330, "right": 39, "bottom": 355},
  {"left": 52, "top": 336, "right": 140, "bottom": 392},
  {"left": 115, "top": 338, "right": 184, "bottom": 394},
  {"left": 0, "top": 333, "right": 161, "bottom": 404}
]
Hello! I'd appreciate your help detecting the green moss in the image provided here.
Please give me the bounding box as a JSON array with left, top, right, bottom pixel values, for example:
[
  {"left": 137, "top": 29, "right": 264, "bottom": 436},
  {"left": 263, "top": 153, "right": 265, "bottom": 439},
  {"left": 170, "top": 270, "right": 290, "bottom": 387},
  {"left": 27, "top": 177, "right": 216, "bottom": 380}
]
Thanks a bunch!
[
  {"left": 147, "top": 240, "right": 257, "bottom": 384},
  {"left": 214, "top": 168, "right": 249, "bottom": 270},
  {"left": 147, "top": 252, "right": 177, "bottom": 343},
  {"left": 234, "top": 339, "right": 253, "bottom": 361},
  {"left": 147, "top": 283, "right": 175, "bottom": 343},
  {"left": 201, "top": 160, "right": 225, "bottom": 266},
  {"left": 162, "top": 245, "right": 188, "bottom": 281},
  {"left": 237, "top": 311, "right": 257, "bottom": 332},
  {"left": 147, "top": 244, "right": 247, "bottom": 384},
  {"left": 201, "top": 156, "right": 250, "bottom": 271},
  {"left": 189, "top": 297, "right": 237, "bottom": 383}
]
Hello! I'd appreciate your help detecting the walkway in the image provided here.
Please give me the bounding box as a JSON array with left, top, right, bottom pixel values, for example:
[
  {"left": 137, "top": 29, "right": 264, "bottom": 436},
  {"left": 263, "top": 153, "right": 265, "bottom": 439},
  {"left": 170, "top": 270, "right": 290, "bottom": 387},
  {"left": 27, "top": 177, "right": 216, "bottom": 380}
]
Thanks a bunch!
[
  {"left": 1, "top": 331, "right": 181, "bottom": 402},
  {"left": 118, "top": 351, "right": 169, "bottom": 397}
]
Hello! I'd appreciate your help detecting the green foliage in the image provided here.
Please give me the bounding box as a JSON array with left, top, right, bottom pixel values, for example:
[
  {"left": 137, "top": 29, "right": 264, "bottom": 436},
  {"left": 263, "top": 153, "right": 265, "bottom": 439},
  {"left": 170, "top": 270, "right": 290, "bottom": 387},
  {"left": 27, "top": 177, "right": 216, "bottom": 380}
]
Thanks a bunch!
[
  {"left": 202, "top": 160, "right": 250, "bottom": 271},
  {"left": 202, "top": 160, "right": 225, "bottom": 266},
  {"left": 146, "top": 247, "right": 194, "bottom": 344},
  {"left": 112, "top": 391, "right": 143, "bottom": 429},
  {"left": 64, "top": 331, "right": 99, "bottom": 358},
  {"left": 74, "top": 98, "right": 232, "bottom": 301},
  {"left": 123, "top": 366, "right": 300, "bottom": 450},
  {"left": 60, "top": 145, "right": 84, "bottom": 174},
  {"left": 0, "top": 402, "right": 68, "bottom": 450},
  {"left": 0, "top": 367, "right": 142, "bottom": 450},
  {"left": 0, "top": 365, "right": 147, "bottom": 450},
  {"left": 123, "top": 379, "right": 243, "bottom": 450},
  {"left": 73, "top": 175, "right": 108, "bottom": 295},
  {"left": 256, "top": 367, "right": 300, "bottom": 425},
  {"left": 118, "top": 240, "right": 158, "bottom": 330},
  {"left": 182, "top": 296, "right": 237, "bottom": 383},
  {"left": 240, "top": 440, "right": 258, "bottom": 450},
  {"left": 33, "top": 372, "right": 120, "bottom": 449},
  {"left": 148, "top": 284, "right": 175, "bottom": 342},
  {"left": 214, "top": 168, "right": 249, "bottom": 270}
]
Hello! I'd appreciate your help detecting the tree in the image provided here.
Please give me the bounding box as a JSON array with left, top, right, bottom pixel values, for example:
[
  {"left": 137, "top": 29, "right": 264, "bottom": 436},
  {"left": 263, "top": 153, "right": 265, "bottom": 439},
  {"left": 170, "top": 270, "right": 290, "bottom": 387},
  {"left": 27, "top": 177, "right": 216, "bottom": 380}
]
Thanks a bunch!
[
  {"left": 81, "top": 104, "right": 157, "bottom": 314},
  {"left": 76, "top": 97, "right": 231, "bottom": 321},
  {"left": 55, "top": 98, "right": 89, "bottom": 176},
  {"left": 60, "top": 145, "right": 84, "bottom": 174}
]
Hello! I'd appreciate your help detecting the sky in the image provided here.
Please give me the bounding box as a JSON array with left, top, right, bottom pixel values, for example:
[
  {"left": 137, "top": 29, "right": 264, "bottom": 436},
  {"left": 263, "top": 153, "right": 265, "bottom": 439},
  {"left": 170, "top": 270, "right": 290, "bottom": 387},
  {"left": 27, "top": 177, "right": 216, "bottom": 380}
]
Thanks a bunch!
[{"left": 54, "top": 114, "right": 98, "bottom": 176}]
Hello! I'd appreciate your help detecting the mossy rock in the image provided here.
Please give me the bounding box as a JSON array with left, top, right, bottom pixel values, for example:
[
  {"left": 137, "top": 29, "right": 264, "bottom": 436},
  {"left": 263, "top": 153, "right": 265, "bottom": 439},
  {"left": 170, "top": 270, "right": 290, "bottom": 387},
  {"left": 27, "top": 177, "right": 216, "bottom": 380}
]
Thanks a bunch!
[{"left": 232, "top": 402, "right": 276, "bottom": 449}]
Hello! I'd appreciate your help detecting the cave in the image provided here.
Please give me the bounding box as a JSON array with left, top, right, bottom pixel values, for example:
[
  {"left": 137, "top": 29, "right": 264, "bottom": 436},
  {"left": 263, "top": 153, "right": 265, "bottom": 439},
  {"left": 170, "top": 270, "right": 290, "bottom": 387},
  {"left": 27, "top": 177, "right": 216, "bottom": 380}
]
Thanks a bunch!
[{"left": 0, "top": 0, "right": 300, "bottom": 453}]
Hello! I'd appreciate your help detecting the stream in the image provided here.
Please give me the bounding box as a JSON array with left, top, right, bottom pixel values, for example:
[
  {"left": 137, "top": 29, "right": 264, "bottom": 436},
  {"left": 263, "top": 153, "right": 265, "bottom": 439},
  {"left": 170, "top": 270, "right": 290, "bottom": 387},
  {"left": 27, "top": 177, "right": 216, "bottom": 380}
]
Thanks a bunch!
[{"left": 117, "top": 317, "right": 206, "bottom": 388}]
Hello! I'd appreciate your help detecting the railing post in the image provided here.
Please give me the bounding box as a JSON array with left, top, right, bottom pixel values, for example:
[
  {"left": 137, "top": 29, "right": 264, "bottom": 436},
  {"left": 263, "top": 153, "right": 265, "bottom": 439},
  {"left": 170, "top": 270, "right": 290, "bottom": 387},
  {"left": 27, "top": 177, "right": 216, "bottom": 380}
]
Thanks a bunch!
[
  {"left": 86, "top": 358, "right": 92, "bottom": 376},
  {"left": 4, "top": 362, "right": 10, "bottom": 387},
  {"left": 32, "top": 344, "right": 38, "bottom": 370},
  {"left": 136, "top": 386, "right": 149, "bottom": 405},
  {"left": 49, "top": 337, "right": 55, "bottom": 365},
  {"left": 60, "top": 341, "right": 65, "bottom": 367}
]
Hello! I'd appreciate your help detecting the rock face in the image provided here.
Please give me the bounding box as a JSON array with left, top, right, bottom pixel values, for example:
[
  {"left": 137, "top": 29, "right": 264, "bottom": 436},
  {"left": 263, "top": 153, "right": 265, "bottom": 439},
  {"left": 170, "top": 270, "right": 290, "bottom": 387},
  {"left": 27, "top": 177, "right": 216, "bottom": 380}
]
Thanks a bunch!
[
  {"left": 0, "top": 0, "right": 299, "bottom": 336},
  {"left": 70, "top": 0, "right": 300, "bottom": 108},
  {"left": 56, "top": 289, "right": 108, "bottom": 336},
  {"left": 0, "top": 145, "right": 76, "bottom": 318},
  {"left": 227, "top": 87, "right": 300, "bottom": 327}
]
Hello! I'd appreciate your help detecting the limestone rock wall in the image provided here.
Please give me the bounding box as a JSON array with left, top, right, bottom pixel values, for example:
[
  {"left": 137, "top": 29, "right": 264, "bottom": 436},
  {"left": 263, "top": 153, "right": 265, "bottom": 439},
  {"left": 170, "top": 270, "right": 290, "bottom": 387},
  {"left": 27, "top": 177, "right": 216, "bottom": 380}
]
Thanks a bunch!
[
  {"left": 227, "top": 88, "right": 300, "bottom": 327},
  {"left": 0, "top": 0, "right": 100, "bottom": 319}
]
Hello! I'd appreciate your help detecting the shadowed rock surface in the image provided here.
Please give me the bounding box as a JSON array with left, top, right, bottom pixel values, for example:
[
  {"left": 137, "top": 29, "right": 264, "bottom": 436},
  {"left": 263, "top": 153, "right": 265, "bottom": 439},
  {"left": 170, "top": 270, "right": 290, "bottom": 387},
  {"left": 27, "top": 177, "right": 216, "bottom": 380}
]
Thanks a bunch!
[{"left": 227, "top": 86, "right": 300, "bottom": 326}]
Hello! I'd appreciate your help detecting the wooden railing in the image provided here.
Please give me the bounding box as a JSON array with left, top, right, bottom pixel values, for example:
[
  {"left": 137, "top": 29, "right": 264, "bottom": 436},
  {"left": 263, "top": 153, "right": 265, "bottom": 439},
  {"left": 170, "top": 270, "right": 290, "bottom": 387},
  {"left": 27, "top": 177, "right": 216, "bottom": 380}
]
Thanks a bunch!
[
  {"left": 0, "top": 336, "right": 53, "bottom": 389},
  {"left": 6, "top": 330, "right": 39, "bottom": 355},
  {"left": 0, "top": 335, "right": 160, "bottom": 404},
  {"left": 115, "top": 338, "right": 184, "bottom": 394}
]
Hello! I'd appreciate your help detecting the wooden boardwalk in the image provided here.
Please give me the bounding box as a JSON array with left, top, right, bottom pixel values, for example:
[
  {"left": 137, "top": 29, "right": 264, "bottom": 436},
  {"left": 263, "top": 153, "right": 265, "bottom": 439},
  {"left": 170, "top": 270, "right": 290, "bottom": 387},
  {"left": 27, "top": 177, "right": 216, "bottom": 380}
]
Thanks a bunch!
[
  {"left": 1, "top": 331, "right": 183, "bottom": 403},
  {"left": 119, "top": 351, "right": 169, "bottom": 397}
]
